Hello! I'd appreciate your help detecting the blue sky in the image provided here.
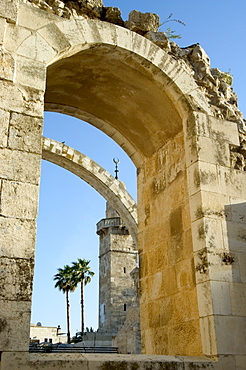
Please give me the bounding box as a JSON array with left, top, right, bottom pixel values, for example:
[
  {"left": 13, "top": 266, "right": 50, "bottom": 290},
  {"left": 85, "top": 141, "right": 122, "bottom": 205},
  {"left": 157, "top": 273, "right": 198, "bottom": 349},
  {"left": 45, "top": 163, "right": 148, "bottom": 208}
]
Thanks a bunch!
[{"left": 31, "top": 0, "right": 246, "bottom": 337}]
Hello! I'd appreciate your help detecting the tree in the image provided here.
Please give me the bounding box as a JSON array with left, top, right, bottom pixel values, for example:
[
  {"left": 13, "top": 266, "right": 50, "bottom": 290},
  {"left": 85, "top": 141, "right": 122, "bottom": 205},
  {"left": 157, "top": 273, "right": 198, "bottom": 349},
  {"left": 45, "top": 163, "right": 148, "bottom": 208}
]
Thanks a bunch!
[
  {"left": 54, "top": 265, "right": 76, "bottom": 344},
  {"left": 71, "top": 259, "right": 95, "bottom": 336}
]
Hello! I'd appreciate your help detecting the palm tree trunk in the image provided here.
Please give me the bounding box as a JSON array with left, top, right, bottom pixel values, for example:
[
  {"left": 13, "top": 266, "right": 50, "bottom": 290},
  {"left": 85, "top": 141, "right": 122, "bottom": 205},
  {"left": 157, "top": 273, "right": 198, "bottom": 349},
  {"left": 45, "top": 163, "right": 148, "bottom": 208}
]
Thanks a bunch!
[
  {"left": 81, "top": 277, "right": 84, "bottom": 339},
  {"left": 66, "top": 288, "right": 71, "bottom": 344}
]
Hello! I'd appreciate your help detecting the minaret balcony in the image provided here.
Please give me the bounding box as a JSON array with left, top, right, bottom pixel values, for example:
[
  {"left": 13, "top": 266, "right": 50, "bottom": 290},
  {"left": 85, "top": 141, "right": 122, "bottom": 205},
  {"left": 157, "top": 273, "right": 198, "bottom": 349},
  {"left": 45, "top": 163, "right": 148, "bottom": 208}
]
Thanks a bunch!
[{"left": 96, "top": 217, "right": 122, "bottom": 234}]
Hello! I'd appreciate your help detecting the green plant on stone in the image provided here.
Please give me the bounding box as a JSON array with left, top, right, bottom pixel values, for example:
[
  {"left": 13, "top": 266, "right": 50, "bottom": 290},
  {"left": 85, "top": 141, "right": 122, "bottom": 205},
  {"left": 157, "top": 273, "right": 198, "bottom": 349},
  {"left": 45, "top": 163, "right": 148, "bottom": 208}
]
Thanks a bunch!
[{"left": 159, "top": 13, "right": 186, "bottom": 39}]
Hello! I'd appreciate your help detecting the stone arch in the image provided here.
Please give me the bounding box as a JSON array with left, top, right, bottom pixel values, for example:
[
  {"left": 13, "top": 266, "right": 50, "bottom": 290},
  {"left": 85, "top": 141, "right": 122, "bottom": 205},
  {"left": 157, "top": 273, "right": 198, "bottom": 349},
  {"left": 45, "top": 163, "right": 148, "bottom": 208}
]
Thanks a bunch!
[
  {"left": 36, "top": 20, "right": 211, "bottom": 357},
  {"left": 16, "top": 18, "right": 212, "bottom": 167},
  {"left": 1, "top": 2, "right": 245, "bottom": 365},
  {"left": 10, "top": 13, "right": 214, "bottom": 357},
  {"left": 42, "top": 137, "right": 138, "bottom": 244}
]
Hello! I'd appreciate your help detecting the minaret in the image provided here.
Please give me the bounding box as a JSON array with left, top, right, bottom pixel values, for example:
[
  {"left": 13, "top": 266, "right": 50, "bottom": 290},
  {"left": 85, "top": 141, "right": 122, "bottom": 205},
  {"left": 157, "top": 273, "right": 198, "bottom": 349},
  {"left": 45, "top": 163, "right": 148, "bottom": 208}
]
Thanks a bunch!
[
  {"left": 97, "top": 202, "right": 138, "bottom": 334},
  {"left": 96, "top": 159, "right": 138, "bottom": 335}
]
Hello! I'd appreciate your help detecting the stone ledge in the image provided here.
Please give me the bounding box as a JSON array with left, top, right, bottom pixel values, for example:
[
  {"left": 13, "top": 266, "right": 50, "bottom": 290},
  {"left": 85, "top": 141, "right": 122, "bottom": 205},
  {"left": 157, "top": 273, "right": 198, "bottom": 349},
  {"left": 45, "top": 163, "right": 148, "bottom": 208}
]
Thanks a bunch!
[{"left": 0, "top": 352, "right": 222, "bottom": 370}]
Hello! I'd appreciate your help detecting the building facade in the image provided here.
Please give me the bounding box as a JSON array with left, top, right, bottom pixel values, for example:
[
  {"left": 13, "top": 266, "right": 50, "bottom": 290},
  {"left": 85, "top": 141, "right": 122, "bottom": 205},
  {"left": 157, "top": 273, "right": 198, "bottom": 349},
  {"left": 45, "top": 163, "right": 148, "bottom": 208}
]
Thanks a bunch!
[{"left": 30, "top": 324, "right": 67, "bottom": 344}]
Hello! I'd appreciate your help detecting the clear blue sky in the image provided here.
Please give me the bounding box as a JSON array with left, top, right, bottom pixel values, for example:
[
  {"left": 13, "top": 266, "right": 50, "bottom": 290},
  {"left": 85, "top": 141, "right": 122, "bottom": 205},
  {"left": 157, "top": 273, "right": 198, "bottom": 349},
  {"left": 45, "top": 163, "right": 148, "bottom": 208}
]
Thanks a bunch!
[{"left": 31, "top": 0, "right": 246, "bottom": 337}]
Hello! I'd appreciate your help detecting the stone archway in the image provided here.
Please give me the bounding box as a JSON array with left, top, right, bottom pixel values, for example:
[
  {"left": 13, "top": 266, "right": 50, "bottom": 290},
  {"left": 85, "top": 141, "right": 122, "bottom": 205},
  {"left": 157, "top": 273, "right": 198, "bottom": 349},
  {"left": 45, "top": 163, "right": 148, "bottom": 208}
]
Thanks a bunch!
[
  {"left": 42, "top": 136, "right": 138, "bottom": 244},
  {"left": 0, "top": 1, "right": 246, "bottom": 367}
]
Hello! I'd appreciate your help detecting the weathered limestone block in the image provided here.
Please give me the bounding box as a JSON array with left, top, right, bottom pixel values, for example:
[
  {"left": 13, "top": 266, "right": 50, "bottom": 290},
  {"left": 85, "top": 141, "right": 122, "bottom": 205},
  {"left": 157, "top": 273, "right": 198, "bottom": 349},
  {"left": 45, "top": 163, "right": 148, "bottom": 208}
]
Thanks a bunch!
[
  {"left": 0, "top": 149, "right": 40, "bottom": 184},
  {"left": 188, "top": 44, "right": 210, "bottom": 67},
  {"left": 4, "top": 23, "right": 32, "bottom": 53},
  {"left": 125, "top": 10, "right": 160, "bottom": 34},
  {"left": 24, "top": 0, "right": 104, "bottom": 19},
  {"left": 0, "top": 80, "right": 44, "bottom": 117},
  {"left": 0, "top": 300, "right": 31, "bottom": 351},
  {"left": 195, "top": 248, "right": 240, "bottom": 285},
  {"left": 8, "top": 113, "right": 43, "bottom": 154},
  {"left": 102, "top": 7, "right": 124, "bottom": 26},
  {"left": 230, "top": 282, "right": 246, "bottom": 316},
  {"left": 188, "top": 162, "right": 219, "bottom": 196},
  {"left": 38, "top": 22, "right": 71, "bottom": 52},
  {"left": 24, "top": 0, "right": 70, "bottom": 18},
  {"left": 189, "top": 191, "right": 230, "bottom": 223},
  {"left": 209, "top": 117, "right": 239, "bottom": 146},
  {"left": 0, "top": 109, "right": 10, "bottom": 147},
  {"left": 0, "top": 48, "right": 14, "bottom": 81},
  {"left": 0, "top": 217, "right": 36, "bottom": 258},
  {"left": 145, "top": 31, "right": 170, "bottom": 51},
  {"left": 223, "top": 218, "right": 246, "bottom": 253},
  {"left": 18, "top": 2, "right": 61, "bottom": 30},
  {"left": 214, "top": 316, "right": 246, "bottom": 355},
  {"left": 1, "top": 352, "right": 227, "bottom": 370},
  {"left": 17, "top": 33, "right": 56, "bottom": 64},
  {"left": 0, "top": 257, "right": 34, "bottom": 300},
  {"left": 15, "top": 56, "right": 47, "bottom": 90},
  {"left": 0, "top": 0, "right": 18, "bottom": 23},
  {"left": 191, "top": 217, "right": 225, "bottom": 254},
  {"left": 211, "top": 68, "right": 233, "bottom": 89},
  {"left": 186, "top": 112, "right": 210, "bottom": 139},
  {"left": 54, "top": 18, "right": 86, "bottom": 46},
  {"left": 219, "top": 167, "right": 246, "bottom": 199},
  {"left": 0, "top": 180, "right": 39, "bottom": 219},
  {"left": 187, "top": 135, "right": 230, "bottom": 168}
]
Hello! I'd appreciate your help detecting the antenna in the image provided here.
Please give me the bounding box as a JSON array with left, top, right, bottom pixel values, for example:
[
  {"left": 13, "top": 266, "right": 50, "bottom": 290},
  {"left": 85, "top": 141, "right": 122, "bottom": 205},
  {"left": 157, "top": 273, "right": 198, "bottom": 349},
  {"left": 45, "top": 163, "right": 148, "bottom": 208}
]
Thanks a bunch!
[{"left": 113, "top": 158, "right": 120, "bottom": 180}]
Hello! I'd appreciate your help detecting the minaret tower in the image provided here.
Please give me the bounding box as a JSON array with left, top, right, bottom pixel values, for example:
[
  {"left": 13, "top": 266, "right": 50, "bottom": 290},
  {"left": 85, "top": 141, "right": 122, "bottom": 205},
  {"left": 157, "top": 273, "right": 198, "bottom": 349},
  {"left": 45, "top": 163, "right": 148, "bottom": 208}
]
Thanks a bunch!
[{"left": 96, "top": 159, "right": 138, "bottom": 335}]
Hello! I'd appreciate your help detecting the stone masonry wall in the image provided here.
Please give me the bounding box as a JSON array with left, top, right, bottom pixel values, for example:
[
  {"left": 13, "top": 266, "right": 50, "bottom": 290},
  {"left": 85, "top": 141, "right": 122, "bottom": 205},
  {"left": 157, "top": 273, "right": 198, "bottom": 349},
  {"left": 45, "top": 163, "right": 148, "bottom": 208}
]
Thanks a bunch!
[
  {"left": 138, "top": 131, "right": 203, "bottom": 355},
  {"left": 0, "top": 0, "right": 45, "bottom": 352}
]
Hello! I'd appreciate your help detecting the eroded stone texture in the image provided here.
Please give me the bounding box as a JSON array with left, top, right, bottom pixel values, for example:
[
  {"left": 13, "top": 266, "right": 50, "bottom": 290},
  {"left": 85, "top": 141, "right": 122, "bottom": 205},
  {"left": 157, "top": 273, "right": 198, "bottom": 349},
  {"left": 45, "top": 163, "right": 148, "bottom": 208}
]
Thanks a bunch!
[
  {"left": 0, "top": 4, "right": 44, "bottom": 352},
  {"left": 138, "top": 132, "right": 203, "bottom": 356},
  {"left": 0, "top": 0, "right": 19, "bottom": 23},
  {"left": 0, "top": 218, "right": 36, "bottom": 259},
  {"left": 0, "top": 80, "right": 44, "bottom": 117},
  {"left": 0, "top": 257, "right": 34, "bottom": 301},
  {"left": 0, "top": 180, "right": 39, "bottom": 219},
  {"left": 0, "top": 301, "right": 32, "bottom": 352},
  {"left": 8, "top": 113, "right": 42, "bottom": 154},
  {"left": 0, "top": 149, "right": 40, "bottom": 184},
  {"left": 145, "top": 31, "right": 170, "bottom": 51},
  {"left": 125, "top": 10, "right": 160, "bottom": 34},
  {"left": 0, "top": 48, "right": 15, "bottom": 81}
]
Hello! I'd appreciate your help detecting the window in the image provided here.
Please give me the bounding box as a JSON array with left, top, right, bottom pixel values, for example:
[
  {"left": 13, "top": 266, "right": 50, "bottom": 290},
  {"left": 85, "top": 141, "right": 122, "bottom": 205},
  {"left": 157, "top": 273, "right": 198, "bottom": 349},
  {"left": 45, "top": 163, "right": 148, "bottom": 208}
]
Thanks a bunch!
[
  {"left": 124, "top": 304, "right": 126, "bottom": 311},
  {"left": 123, "top": 267, "right": 126, "bottom": 273}
]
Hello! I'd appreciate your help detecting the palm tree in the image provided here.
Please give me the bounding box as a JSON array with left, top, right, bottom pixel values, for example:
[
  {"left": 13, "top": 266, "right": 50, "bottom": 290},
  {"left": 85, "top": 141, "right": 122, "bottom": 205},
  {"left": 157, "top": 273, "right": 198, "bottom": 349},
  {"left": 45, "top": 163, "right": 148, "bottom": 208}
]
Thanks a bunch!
[
  {"left": 54, "top": 265, "right": 76, "bottom": 344},
  {"left": 71, "top": 259, "right": 95, "bottom": 336}
]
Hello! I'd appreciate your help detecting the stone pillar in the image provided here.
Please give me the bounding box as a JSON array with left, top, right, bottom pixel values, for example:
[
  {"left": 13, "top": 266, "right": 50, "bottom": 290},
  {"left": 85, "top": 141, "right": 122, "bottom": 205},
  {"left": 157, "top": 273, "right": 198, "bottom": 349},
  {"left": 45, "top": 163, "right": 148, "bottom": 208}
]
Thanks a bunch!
[
  {"left": 0, "top": 0, "right": 45, "bottom": 351},
  {"left": 185, "top": 112, "right": 246, "bottom": 360},
  {"left": 138, "top": 130, "right": 203, "bottom": 356},
  {"left": 139, "top": 109, "right": 246, "bottom": 362}
]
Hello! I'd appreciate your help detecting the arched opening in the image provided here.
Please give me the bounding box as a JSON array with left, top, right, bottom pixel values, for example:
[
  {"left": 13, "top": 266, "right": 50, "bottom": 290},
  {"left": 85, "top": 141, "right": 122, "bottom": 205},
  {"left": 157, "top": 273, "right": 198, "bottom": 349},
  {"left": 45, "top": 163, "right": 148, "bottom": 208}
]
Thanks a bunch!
[
  {"left": 43, "top": 30, "right": 203, "bottom": 354},
  {"left": 1, "top": 2, "right": 245, "bottom": 363},
  {"left": 45, "top": 44, "right": 183, "bottom": 164},
  {"left": 31, "top": 112, "right": 137, "bottom": 343}
]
